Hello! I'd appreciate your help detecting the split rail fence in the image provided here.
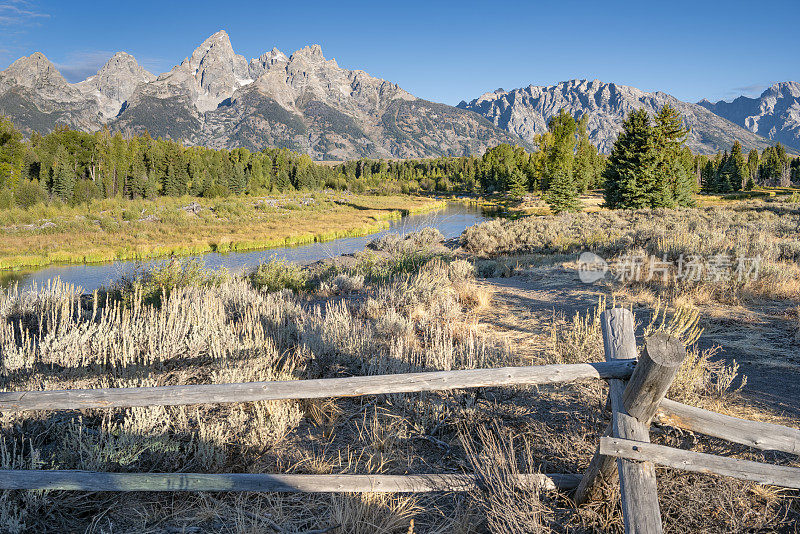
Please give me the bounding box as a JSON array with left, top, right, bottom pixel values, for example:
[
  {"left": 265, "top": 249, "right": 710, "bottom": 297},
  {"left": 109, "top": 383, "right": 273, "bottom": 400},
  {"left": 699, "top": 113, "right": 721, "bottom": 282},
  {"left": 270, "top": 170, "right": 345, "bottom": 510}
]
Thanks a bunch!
[{"left": 0, "top": 308, "right": 798, "bottom": 532}]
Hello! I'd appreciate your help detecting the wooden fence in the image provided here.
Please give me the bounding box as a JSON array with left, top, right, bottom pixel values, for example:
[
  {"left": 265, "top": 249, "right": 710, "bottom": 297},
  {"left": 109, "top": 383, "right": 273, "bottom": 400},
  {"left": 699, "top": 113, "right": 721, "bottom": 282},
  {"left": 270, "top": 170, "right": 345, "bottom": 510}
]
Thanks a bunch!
[{"left": 0, "top": 308, "right": 798, "bottom": 532}]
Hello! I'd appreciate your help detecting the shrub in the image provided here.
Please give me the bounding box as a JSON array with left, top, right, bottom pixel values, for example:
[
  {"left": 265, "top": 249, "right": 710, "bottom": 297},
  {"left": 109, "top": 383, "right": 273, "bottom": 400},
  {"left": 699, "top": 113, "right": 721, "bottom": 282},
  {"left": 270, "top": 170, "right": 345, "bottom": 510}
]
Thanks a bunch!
[
  {"left": 368, "top": 228, "right": 444, "bottom": 254},
  {"left": 203, "top": 182, "right": 230, "bottom": 198},
  {"left": 0, "top": 187, "right": 12, "bottom": 209},
  {"left": 14, "top": 180, "right": 47, "bottom": 209},
  {"left": 110, "top": 258, "right": 229, "bottom": 305},
  {"left": 250, "top": 259, "right": 309, "bottom": 293},
  {"left": 461, "top": 422, "right": 552, "bottom": 533},
  {"left": 319, "top": 273, "right": 365, "bottom": 295},
  {"left": 447, "top": 259, "right": 475, "bottom": 282},
  {"left": 72, "top": 179, "right": 102, "bottom": 205}
]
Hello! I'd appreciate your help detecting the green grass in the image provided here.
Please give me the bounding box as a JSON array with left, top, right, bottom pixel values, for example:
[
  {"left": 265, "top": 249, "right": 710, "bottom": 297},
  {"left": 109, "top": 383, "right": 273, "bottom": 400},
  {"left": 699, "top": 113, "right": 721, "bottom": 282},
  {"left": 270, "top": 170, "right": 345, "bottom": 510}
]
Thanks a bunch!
[{"left": 0, "top": 193, "right": 446, "bottom": 270}]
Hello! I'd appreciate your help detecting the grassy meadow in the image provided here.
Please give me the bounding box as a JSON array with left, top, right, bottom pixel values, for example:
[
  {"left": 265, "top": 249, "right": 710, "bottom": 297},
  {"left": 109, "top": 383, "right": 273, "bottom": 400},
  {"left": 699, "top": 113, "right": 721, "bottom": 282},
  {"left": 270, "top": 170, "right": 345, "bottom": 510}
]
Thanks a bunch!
[
  {"left": 0, "top": 193, "right": 445, "bottom": 270},
  {"left": 0, "top": 197, "right": 799, "bottom": 531}
]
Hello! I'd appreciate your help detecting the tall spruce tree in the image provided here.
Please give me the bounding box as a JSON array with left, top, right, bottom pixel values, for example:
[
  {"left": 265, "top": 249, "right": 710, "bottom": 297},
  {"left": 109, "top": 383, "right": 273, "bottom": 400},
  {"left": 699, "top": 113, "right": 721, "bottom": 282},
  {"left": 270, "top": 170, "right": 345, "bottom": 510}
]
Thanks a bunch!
[
  {"left": 747, "top": 149, "right": 759, "bottom": 188},
  {"left": 508, "top": 169, "right": 528, "bottom": 199},
  {"left": 52, "top": 145, "right": 75, "bottom": 202},
  {"left": 603, "top": 109, "right": 658, "bottom": 209},
  {"left": 652, "top": 104, "right": 694, "bottom": 207},
  {"left": 728, "top": 141, "right": 747, "bottom": 191},
  {"left": 573, "top": 116, "right": 599, "bottom": 193},
  {"left": 543, "top": 110, "right": 581, "bottom": 213},
  {"left": 701, "top": 160, "right": 716, "bottom": 193},
  {"left": 715, "top": 152, "right": 732, "bottom": 193}
]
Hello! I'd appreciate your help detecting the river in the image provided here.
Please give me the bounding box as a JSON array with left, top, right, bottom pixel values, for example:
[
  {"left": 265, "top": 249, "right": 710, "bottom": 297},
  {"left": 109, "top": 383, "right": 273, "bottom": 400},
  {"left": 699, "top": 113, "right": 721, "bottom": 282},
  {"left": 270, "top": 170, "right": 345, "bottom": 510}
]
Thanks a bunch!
[{"left": 0, "top": 203, "right": 490, "bottom": 293}]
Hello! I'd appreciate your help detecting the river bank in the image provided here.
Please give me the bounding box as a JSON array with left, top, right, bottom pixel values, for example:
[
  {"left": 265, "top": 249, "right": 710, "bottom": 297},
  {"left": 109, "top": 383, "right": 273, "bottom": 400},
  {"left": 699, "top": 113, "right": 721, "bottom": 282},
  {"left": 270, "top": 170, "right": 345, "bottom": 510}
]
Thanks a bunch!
[
  {"left": 1, "top": 201, "right": 489, "bottom": 292},
  {"left": 0, "top": 193, "right": 446, "bottom": 271}
]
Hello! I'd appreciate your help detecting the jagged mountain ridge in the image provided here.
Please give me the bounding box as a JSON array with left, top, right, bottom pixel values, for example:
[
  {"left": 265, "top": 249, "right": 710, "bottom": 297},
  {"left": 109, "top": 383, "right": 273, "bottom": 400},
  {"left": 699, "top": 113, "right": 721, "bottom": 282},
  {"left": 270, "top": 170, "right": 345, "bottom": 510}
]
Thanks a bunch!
[
  {"left": 0, "top": 31, "right": 523, "bottom": 159},
  {"left": 698, "top": 82, "right": 800, "bottom": 152},
  {"left": 75, "top": 52, "right": 155, "bottom": 119},
  {"left": 0, "top": 51, "right": 103, "bottom": 133},
  {"left": 458, "top": 79, "right": 773, "bottom": 155},
  {"left": 1, "top": 31, "right": 786, "bottom": 158}
]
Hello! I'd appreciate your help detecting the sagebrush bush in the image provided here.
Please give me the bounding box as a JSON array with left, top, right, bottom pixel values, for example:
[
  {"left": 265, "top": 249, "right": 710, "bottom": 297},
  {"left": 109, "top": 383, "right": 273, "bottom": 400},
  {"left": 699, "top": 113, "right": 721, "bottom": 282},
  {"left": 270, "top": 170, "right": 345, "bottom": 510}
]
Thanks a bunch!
[
  {"left": 249, "top": 259, "right": 309, "bottom": 293},
  {"left": 109, "top": 258, "right": 230, "bottom": 305},
  {"left": 461, "top": 204, "right": 800, "bottom": 264},
  {"left": 368, "top": 228, "right": 445, "bottom": 254}
]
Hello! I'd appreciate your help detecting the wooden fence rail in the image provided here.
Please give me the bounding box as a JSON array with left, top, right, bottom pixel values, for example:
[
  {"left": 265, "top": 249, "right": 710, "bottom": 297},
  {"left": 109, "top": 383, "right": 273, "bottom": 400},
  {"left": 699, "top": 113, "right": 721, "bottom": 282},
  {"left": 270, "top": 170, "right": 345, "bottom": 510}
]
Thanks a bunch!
[
  {"left": 601, "top": 437, "right": 800, "bottom": 490},
  {"left": 0, "top": 471, "right": 583, "bottom": 493},
  {"left": 656, "top": 398, "right": 800, "bottom": 455},
  {"left": 0, "top": 361, "right": 635, "bottom": 412},
  {"left": 1, "top": 307, "right": 798, "bottom": 534}
]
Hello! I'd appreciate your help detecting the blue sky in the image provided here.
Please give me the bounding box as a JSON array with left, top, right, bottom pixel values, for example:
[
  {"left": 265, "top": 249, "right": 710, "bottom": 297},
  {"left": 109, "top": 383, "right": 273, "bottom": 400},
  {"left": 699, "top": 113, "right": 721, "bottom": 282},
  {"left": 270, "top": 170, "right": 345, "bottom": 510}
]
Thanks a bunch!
[{"left": 1, "top": 0, "right": 798, "bottom": 105}]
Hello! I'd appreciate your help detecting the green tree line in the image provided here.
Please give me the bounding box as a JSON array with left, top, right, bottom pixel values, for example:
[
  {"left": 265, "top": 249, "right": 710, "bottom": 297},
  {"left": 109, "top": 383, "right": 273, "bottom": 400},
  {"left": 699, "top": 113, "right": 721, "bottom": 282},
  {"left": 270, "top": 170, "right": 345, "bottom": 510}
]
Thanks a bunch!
[
  {"left": 697, "top": 141, "right": 798, "bottom": 193},
  {"left": 1, "top": 111, "right": 796, "bottom": 213},
  {"left": 0, "top": 114, "right": 607, "bottom": 211}
]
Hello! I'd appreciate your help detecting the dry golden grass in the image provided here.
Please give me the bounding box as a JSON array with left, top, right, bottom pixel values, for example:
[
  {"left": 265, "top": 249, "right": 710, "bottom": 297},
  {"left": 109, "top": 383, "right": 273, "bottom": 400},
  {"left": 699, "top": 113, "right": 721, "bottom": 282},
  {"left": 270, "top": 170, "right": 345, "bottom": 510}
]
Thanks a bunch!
[
  {"left": 0, "top": 219, "right": 797, "bottom": 532},
  {"left": 0, "top": 193, "right": 445, "bottom": 269}
]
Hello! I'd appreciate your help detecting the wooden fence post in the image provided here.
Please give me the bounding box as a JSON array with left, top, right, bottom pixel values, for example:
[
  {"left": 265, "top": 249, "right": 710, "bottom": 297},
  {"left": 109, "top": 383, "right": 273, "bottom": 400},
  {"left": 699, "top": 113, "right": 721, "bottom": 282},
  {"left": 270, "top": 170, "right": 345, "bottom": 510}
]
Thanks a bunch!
[
  {"left": 574, "top": 308, "right": 637, "bottom": 504},
  {"left": 575, "top": 309, "right": 687, "bottom": 534},
  {"left": 613, "top": 332, "right": 684, "bottom": 534}
]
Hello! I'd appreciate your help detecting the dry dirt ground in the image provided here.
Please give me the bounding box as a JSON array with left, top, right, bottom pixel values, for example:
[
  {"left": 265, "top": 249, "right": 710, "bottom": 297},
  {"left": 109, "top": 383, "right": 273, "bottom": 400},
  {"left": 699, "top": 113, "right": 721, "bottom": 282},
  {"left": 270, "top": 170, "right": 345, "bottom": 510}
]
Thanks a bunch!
[{"left": 475, "top": 264, "right": 800, "bottom": 420}]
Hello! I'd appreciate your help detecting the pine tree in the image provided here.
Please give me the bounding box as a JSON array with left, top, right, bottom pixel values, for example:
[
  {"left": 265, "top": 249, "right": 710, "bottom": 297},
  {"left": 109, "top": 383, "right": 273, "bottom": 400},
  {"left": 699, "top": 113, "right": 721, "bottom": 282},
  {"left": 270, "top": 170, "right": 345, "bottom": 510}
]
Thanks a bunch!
[
  {"left": 249, "top": 156, "right": 266, "bottom": 192},
  {"left": 507, "top": 169, "right": 528, "bottom": 199},
  {"left": 714, "top": 152, "right": 730, "bottom": 193},
  {"left": 759, "top": 144, "right": 788, "bottom": 184},
  {"left": 701, "top": 161, "right": 716, "bottom": 193},
  {"left": 747, "top": 149, "right": 759, "bottom": 187},
  {"left": 573, "top": 116, "right": 599, "bottom": 193},
  {"left": 653, "top": 104, "right": 693, "bottom": 207},
  {"left": 543, "top": 110, "right": 581, "bottom": 213},
  {"left": 672, "top": 147, "right": 696, "bottom": 206},
  {"left": 274, "top": 169, "right": 292, "bottom": 192},
  {"left": 603, "top": 109, "right": 658, "bottom": 209},
  {"left": 52, "top": 145, "right": 75, "bottom": 202},
  {"left": 230, "top": 162, "right": 247, "bottom": 194},
  {"left": 728, "top": 141, "right": 747, "bottom": 191}
]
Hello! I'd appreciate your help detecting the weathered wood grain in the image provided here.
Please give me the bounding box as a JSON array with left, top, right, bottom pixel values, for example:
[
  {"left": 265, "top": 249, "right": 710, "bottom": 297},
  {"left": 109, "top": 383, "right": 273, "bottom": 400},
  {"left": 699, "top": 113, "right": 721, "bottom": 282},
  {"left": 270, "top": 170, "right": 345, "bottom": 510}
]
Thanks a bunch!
[
  {"left": 576, "top": 320, "right": 687, "bottom": 507},
  {"left": 575, "top": 308, "right": 638, "bottom": 504},
  {"left": 0, "top": 361, "right": 635, "bottom": 413},
  {"left": 0, "top": 471, "right": 583, "bottom": 493},
  {"left": 622, "top": 333, "right": 686, "bottom": 424},
  {"left": 656, "top": 399, "right": 800, "bottom": 455},
  {"left": 576, "top": 308, "right": 686, "bottom": 534},
  {"left": 600, "top": 437, "right": 800, "bottom": 489},
  {"left": 607, "top": 314, "right": 664, "bottom": 533}
]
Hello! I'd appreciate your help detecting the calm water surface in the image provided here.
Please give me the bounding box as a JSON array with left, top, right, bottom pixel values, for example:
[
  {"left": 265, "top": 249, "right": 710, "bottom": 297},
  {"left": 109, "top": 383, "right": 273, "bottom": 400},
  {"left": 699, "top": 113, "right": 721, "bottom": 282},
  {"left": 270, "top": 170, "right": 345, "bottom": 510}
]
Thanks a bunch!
[{"left": 1, "top": 203, "right": 490, "bottom": 293}]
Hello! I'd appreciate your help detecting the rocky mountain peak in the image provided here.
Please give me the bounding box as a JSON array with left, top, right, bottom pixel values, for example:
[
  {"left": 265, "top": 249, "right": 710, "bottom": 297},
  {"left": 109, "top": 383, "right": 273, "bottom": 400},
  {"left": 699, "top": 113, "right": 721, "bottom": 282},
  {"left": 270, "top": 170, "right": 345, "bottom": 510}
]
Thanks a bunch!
[
  {"left": 188, "top": 30, "right": 251, "bottom": 111},
  {"left": 1, "top": 52, "right": 68, "bottom": 91},
  {"left": 144, "top": 30, "right": 252, "bottom": 112},
  {"left": 697, "top": 81, "right": 800, "bottom": 151},
  {"left": 249, "top": 47, "right": 288, "bottom": 79},
  {"left": 460, "top": 78, "right": 772, "bottom": 154},
  {"left": 292, "top": 44, "right": 325, "bottom": 60},
  {"left": 76, "top": 52, "right": 155, "bottom": 118},
  {"left": 766, "top": 81, "right": 800, "bottom": 99},
  {"left": 1, "top": 30, "right": 789, "bottom": 158},
  {"left": 187, "top": 31, "right": 237, "bottom": 74}
]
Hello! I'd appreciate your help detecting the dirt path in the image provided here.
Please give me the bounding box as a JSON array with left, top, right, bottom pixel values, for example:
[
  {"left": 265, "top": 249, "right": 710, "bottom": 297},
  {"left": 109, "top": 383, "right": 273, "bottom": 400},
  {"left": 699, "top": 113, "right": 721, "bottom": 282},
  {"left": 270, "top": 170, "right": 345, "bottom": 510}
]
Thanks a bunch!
[{"left": 477, "top": 266, "right": 800, "bottom": 419}]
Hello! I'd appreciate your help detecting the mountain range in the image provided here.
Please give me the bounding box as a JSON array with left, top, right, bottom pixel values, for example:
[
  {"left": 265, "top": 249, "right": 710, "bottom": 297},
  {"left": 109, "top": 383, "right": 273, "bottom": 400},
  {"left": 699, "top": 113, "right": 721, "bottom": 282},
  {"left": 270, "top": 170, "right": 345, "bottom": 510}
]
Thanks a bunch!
[
  {"left": 697, "top": 82, "right": 800, "bottom": 153},
  {"left": 458, "top": 80, "right": 776, "bottom": 154},
  {"left": 1, "top": 30, "right": 797, "bottom": 158}
]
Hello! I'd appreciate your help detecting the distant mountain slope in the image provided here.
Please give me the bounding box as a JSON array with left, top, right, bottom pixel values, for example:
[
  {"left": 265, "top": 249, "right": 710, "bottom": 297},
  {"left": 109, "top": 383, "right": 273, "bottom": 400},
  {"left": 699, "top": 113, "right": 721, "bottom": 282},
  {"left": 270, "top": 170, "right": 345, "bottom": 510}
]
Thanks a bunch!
[
  {"left": 0, "top": 52, "right": 102, "bottom": 133},
  {"left": 458, "top": 79, "right": 773, "bottom": 154},
  {"left": 0, "top": 31, "right": 522, "bottom": 159},
  {"left": 698, "top": 82, "right": 800, "bottom": 152}
]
